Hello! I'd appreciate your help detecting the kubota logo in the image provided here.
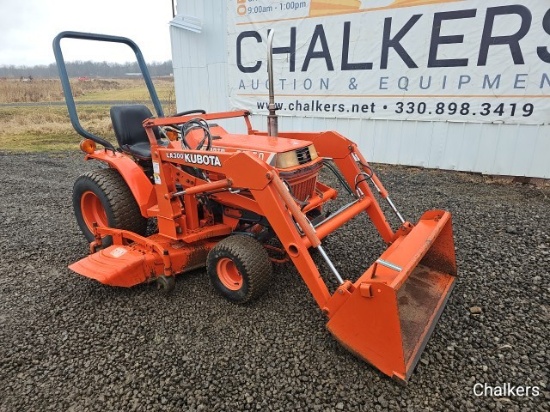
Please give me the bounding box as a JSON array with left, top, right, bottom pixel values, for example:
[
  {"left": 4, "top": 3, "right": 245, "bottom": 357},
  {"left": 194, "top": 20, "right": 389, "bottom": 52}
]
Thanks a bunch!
[{"left": 166, "top": 152, "right": 222, "bottom": 167}]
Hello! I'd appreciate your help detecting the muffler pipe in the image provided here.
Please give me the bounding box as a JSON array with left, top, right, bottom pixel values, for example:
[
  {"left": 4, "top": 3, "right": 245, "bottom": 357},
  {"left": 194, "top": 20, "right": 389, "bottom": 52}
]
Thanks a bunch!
[{"left": 267, "top": 30, "right": 278, "bottom": 137}]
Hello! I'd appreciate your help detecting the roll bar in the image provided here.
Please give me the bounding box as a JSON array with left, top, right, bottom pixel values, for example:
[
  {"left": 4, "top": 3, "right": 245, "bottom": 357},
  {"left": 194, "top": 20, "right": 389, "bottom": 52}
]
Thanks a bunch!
[{"left": 52, "top": 31, "right": 164, "bottom": 150}]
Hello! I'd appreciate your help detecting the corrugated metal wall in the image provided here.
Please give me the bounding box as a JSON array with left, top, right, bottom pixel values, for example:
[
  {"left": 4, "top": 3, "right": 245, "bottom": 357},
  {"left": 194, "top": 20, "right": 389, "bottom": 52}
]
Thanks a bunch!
[{"left": 171, "top": 2, "right": 550, "bottom": 179}]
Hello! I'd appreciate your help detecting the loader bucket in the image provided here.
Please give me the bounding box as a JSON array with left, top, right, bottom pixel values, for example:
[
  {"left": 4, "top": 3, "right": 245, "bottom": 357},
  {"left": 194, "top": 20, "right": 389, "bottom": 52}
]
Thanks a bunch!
[{"left": 326, "top": 210, "right": 456, "bottom": 383}]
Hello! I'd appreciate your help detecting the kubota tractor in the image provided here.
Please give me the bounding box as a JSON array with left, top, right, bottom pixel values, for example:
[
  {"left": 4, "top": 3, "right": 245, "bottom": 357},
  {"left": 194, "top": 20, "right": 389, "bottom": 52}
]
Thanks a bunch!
[{"left": 54, "top": 31, "right": 457, "bottom": 383}]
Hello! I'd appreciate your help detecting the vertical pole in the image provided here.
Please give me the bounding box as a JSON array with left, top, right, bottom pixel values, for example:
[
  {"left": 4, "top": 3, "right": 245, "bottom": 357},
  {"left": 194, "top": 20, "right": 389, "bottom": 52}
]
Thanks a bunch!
[{"left": 267, "top": 30, "right": 278, "bottom": 137}]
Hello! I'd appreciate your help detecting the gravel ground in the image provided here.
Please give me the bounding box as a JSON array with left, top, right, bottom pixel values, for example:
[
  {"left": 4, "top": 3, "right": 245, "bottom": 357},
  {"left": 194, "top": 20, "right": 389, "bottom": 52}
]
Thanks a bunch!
[{"left": 0, "top": 150, "right": 548, "bottom": 412}]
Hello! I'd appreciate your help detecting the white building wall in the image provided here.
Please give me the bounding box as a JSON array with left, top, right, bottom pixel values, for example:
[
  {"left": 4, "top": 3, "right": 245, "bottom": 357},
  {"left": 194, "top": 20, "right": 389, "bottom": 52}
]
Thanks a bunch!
[{"left": 170, "top": 2, "right": 550, "bottom": 179}]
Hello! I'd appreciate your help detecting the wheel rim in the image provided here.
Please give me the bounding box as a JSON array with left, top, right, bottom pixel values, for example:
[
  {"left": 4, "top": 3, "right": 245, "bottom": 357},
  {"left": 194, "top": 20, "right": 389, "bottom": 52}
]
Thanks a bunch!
[
  {"left": 216, "top": 258, "right": 243, "bottom": 291},
  {"left": 80, "top": 190, "right": 108, "bottom": 231}
]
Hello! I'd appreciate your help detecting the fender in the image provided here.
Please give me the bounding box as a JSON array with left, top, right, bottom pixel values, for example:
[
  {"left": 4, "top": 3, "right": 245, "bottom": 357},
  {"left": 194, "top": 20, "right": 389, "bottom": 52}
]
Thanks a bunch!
[{"left": 85, "top": 151, "right": 156, "bottom": 216}]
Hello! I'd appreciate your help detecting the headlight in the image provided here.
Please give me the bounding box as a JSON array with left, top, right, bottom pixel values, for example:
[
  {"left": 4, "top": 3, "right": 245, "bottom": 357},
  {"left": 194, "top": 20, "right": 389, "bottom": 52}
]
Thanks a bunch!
[
  {"left": 276, "top": 150, "right": 299, "bottom": 169},
  {"left": 276, "top": 145, "right": 318, "bottom": 168}
]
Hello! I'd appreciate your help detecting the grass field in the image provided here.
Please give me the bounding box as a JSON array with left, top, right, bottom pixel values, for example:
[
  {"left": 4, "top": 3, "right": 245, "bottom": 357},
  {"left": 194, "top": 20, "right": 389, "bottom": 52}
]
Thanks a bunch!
[{"left": 0, "top": 77, "right": 175, "bottom": 151}]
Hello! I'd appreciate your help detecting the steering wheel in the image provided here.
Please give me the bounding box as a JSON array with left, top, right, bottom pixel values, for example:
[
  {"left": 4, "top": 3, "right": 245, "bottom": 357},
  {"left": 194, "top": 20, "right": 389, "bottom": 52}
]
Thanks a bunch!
[
  {"left": 161, "top": 110, "right": 207, "bottom": 141},
  {"left": 173, "top": 109, "right": 206, "bottom": 117},
  {"left": 181, "top": 118, "right": 212, "bottom": 151}
]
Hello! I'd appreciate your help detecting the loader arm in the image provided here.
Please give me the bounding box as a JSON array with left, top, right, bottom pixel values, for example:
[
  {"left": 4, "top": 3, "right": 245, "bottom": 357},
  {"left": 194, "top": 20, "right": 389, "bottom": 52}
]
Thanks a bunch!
[
  {"left": 276, "top": 130, "right": 396, "bottom": 243},
  {"left": 149, "top": 140, "right": 387, "bottom": 308}
]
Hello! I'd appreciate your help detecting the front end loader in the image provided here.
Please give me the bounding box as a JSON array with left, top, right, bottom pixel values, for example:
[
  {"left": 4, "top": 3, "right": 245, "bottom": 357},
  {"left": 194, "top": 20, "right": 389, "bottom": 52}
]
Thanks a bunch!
[{"left": 54, "top": 31, "right": 457, "bottom": 383}]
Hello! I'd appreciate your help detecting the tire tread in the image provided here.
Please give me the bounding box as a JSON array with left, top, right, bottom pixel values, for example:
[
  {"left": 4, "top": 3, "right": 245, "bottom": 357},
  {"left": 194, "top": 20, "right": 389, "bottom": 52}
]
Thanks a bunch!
[
  {"left": 73, "top": 168, "right": 147, "bottom": 242},
  {"left": 207, "top": 235, "right": 272, "bottom": 303}
]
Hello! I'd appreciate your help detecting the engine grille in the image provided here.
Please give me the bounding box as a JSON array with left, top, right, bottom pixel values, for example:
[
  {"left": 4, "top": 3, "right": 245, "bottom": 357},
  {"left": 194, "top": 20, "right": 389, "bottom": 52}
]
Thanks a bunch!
[
  {"left": 279, "top": 162, "right": 322, "bottom": 202},
  {"left": 290, "top": 175, "right": 317, "bottom": 201},
  {"left": 296, "top": 147, "right": 313, "bottom": 165}
]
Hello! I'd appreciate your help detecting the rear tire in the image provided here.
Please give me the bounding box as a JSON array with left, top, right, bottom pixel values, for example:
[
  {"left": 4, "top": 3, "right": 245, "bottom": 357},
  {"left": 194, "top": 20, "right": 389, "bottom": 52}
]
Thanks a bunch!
[
  {"left": 73, "top": 168, "right": 147, "bottom": 246},
  {"left": 207, "top": 235, "right": 272, "bottom": 303}
]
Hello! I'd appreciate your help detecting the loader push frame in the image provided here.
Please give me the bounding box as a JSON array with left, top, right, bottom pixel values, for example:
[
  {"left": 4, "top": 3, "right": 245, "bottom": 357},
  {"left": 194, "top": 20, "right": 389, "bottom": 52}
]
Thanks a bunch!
[{"left": 54, "top": 31, "right": 457, "bottom": 383}]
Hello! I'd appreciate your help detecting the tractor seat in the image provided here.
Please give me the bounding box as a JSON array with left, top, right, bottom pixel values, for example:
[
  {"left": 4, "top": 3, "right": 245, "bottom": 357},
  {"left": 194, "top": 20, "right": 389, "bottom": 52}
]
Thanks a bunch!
[{"left": 110, "top": 105, "right": 167, "bottom": 160}]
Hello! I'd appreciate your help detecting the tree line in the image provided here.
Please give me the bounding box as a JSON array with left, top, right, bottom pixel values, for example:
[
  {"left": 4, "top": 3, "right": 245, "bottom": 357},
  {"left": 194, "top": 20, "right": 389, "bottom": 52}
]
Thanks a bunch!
[{"left": 0, "top": 60, "right": 173, "bottom": 79}]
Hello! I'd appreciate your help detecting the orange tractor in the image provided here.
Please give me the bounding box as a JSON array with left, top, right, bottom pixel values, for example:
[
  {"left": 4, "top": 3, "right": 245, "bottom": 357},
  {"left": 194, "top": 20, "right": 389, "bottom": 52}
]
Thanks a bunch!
[{"left": 54, "top": 31, "right": 457, "bottom": 382}]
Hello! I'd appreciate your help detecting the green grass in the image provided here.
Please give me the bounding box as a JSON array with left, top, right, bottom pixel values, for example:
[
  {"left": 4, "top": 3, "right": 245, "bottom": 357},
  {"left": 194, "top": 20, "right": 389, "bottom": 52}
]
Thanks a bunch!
[
  {"left": 0, "top": 77, "right": 176, "bottom": 152},
  {"left": 0, "top": 105, "right": 114, "bottom": 152},
  {"left": 77, "top": 82, "right": 175, "bottom": 102},
  {"left": 0, "top": 100, "right": 175, "bottom": 153}
]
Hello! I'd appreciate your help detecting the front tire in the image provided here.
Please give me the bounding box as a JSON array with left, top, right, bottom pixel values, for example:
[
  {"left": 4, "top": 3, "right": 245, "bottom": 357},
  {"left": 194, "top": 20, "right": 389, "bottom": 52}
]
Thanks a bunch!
[
  {"left": 207, "top": 235, "right": 272, "bottom": 303},
  {"left": 73, "top": 168, "right": 147, "bottom": 245}
]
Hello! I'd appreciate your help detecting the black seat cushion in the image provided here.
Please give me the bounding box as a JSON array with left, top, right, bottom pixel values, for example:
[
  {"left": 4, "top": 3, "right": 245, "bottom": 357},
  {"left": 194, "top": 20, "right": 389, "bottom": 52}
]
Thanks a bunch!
[
  {"left": 110, "top": 105, "right": 162, "bottom": 160},
  {"left": 124, "top": 141, "right": 156, "bottom": 159}
]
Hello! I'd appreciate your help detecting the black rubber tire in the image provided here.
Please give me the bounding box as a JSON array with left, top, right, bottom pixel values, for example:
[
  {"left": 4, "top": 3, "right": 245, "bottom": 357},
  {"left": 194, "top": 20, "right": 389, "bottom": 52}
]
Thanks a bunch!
[
  {"left": 73, "top": 168, "right": 147, "bottom": 246},
  {"left": 156, "top": 275, "right": 176, "bottom": 293},
  {"left": 207, "top": 235, "right": 272, "bottom": 304}
]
